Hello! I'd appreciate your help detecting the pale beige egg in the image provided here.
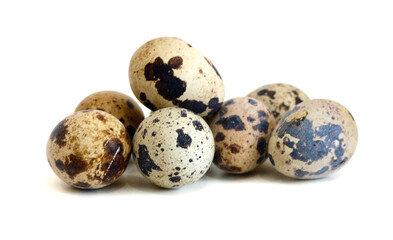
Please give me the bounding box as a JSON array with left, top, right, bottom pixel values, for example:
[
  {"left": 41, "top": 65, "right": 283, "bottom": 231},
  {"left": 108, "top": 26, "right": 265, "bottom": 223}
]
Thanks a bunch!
[
  {"left": 132, "top": 107, "right": 214, "bottom": 188},
  {"left": 248, "top": 83, "right": 309, "bottom": 122},
  {"left": 129, "top": 37, "right": 225, "bottom": 117}
]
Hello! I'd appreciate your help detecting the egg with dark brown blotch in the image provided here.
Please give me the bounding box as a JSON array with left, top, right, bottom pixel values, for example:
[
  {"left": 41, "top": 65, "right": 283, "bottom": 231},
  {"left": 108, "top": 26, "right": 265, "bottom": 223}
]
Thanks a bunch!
[
  {"left": 129, "top": 37, "right": 225, "bottom": 117},
  {"left": 132, "top": 107, "right": 214, "bottom": 189},
  {"left": 47, "top": 110, "right": 131, "bottom": 189},
  {"left": 208, "top": 97, "right": 276, "bottom": 174},
  {"left": 268, "top": 99, "right": 358, "bottom": 179},
  {"left": 248, "top": 83, "right": 309, "bottom": 122},
  {"left": 75, "top": 91, "right": 144, "bottom": 139}
]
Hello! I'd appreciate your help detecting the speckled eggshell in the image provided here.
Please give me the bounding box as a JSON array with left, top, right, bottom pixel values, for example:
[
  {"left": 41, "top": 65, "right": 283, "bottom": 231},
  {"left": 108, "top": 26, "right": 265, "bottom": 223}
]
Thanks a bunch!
[
  {"left": 208, "top": 97, "right": 276, "bottom": 174},
  {"left": 129, "top": 37, "right": 225, "bottom": 117},
  {"left": 75, "top": 91, "right": 144, "bottom": 139},
  {"left": 47, "top": 110, "right": 131, "bottom": 189},
  {"left": 268, "top": 99, "right": 358, "bottom": 179},
  {"left": 132, "top": 107, "right": 214, "bottom": 188},
  {"left": 248, "top": 83, "right": 309, "bottom": 122}
]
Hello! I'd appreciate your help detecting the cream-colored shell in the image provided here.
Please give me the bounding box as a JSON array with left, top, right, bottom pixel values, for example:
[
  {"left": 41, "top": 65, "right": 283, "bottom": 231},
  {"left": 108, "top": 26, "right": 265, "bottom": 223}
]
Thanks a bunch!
[
  {"left": 268, "top": 99, "right": 358, "bottom": 179},
  {"left": 75, "top": 91, "right": 144, "bottom": 139},
  {"left": 208, "top": 97, "right": 276, "bottom": 174},
  {"left": 248, "top": 83, "right": 309, "bottom": 122},
  {"left": 47, "top": 110, "right": 131, "bottom": 189},
  {"left": 132, "top": 107, "right": 214, "bottom": 188},
  {"left": 129, "top": 37, "right": 225, "bottom": 117}
]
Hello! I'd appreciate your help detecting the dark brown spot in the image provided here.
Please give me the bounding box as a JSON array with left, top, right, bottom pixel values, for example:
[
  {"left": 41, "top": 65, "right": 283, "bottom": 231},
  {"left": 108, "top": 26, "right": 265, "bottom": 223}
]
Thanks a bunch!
[
  {"left": 61, "top": 154, "right": 87, "bottom": 179},
  {"left": 126, "top": 100, "right": 134, "bottom": 109},
  {"left": 101, "top": 138, "right": 127, "bottom": 184},
  {"left": 279, "top": 103, "right": 290, "bottom": 111},
  {"left": 172, "top": 99, "right": 207, "bottom": 114},
  {"left": 229, "top": 144, "right": 241, "bottom": 153},
  {"left": 215, "top": 132, "right": 225, "bottom": 142},
  {"left": 216, "top": 115, "right": 245, "bottom": 131},
  {"left": 50, "top": 119, "right": 68, "bottom": 148},
  {"left": 96, "top": 112, "right": 107, "bottom": 122},
  {"left": 199, "top": 68, "right": 203, "bottom": 74},
  {"left": 168, "top": 56, "right": 183, "bottom": 69}
]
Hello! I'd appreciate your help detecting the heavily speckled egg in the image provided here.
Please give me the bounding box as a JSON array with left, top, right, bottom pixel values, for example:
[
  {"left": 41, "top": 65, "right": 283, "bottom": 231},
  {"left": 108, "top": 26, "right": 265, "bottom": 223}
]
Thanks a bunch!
[
  {"left": 47, "top": 110, "right": 131, "bottom": 189},
  {"left": 208, "top": 97, "right": 276, "bottom": 174},
  {"left": 248, "top": 83, "right": 309, "bottom": 122},
  {"left": 132, "top": 107, "right": 214, "bottom": 188},
  {"left": 75, "top": 91, "right": 144, "bottom": 139},
  {"left": 129, "top": 37, "right": 225, "bottom": 117},
  {"left": 268, "top": 99, "right": 358, "bottom": 179}
]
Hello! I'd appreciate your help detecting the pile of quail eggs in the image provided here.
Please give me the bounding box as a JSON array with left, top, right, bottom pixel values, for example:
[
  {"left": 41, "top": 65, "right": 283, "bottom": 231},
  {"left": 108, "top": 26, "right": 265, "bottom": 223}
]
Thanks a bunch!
[{"left": 47, "top": 37, "right": 358, "bottom": 189}]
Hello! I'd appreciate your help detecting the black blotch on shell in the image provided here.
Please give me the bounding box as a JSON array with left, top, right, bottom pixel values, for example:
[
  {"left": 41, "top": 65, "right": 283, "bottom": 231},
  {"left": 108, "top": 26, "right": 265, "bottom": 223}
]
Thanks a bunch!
[
  {"left": 215, "top": 115, "right": 245, "bottom": 131},
  {"left": 192, "top": 120, "right": 204, "bottom": 131},
  {"left": 144, "top": 57, "right": 187, "bottom": 100},
  {"left": 137, "top": 145, "right": 162, "bottom": 176},
  {"left": 176, "top": 129, "right": 192, "bottom": 148},
  {"left": 213, "top": 150, "right": 222, "bottom": 164},
  {"left": 268, "top": 154, "right": 275, "bottom": 166},
  {"left": 207, "top": 97, "right": 222, "bottom": 116},
  {"left": 172, "top": 99, "right": 207, "bottom": 114},
  {"left": 257, "top": 89, "right": 276, "bottom": 99},
  {"left": 252, "top": 120, "right": 269, "bottom": 133},
  {"left": 169, "top": 176, "right": 181, "bottom": 183},
  {"left": 248, "top": 99, "right": 258, "bottom": 106},
  {"left": 180, "top": 110, "right": 187, "bottom": 117}
]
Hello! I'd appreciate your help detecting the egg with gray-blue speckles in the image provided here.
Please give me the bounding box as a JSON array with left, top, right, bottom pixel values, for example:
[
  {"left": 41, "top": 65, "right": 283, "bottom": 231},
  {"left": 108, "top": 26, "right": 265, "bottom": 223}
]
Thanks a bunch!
[
  {"left": 268, "top": 99, "right": 358, "bottom": 179},
  {"left": 132, "top": 107, "right": 214, "bottom": 188}
]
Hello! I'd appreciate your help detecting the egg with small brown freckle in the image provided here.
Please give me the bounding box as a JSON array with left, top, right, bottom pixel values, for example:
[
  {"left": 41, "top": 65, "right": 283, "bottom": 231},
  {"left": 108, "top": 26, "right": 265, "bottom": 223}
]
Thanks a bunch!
[
  {"left": 47, "top": 110, "right": 131, "bottom": 189},
  {"left": 129, "top": 37, "right": 225, "bottom": 117},
  {"left": 248, "top": 83, "right": 309, "bottom": 122},
  {"left": 75, "top": 91, "right": 144, "bottom": 140},
  {"left": 208, "top": 97, "right": 276, "bottom": 174},
  {"left": 132, "top": 107, "right": 214, "bottom": 189},
  {"left": 268, "top": 99, "right": 358, "bottom": 179}
]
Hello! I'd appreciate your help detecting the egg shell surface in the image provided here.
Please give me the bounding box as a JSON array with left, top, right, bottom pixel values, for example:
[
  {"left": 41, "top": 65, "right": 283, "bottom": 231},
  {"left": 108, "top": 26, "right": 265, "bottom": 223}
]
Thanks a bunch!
[
  {"left": 47, "top": 110, "right": 131, "bottom": 189},
  {"left": 132, "top": 107, "right": 214, "bottom": 188},
  {"left": 129, "top": 37, "right": 225, "bottom": 117},
  {"left": 268, "top": 99, "right": 358, "bottom": 179}
]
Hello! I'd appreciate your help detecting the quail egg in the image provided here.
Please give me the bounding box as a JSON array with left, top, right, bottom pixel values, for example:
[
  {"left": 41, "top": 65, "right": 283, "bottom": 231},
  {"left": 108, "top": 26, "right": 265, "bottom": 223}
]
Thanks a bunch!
[
  {"left": 47, "top": 110, "right": 131, "bottom": 189},
  {"left": 248, "top": 83, "right": 309, "bottom": 122},
  {"left": 132, "top": 107, "right": 214, "bottom": 188},
  {"left": 268, "top": 99, "right": 358, "bottom": 179},
  {"left": 75, "top": 91, "right": 144, "bottom": 139},
  {"left": 208, "top": 97, "right": 276, "bottom": 174},
  {"left": 129, "top": 37, "right": 225, "bottom": 117}
]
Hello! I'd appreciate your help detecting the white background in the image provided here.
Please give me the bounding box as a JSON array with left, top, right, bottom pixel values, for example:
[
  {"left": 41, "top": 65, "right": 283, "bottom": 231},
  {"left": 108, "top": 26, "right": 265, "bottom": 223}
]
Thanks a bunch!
[{"left": 1, "top": 0, "right": 392, "bottom": 239}]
